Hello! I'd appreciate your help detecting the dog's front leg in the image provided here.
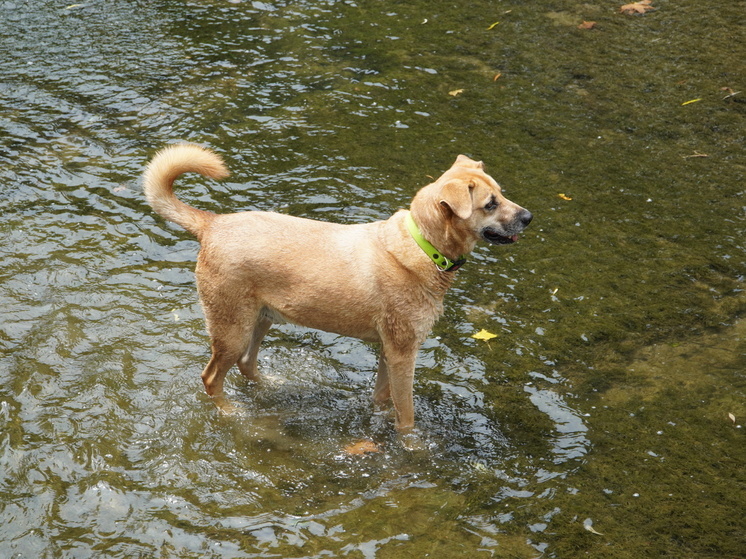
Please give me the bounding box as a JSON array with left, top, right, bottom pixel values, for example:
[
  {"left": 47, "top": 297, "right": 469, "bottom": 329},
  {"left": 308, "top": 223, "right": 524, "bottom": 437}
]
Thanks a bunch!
[
  {"left": 379, "top": 345, "right": 419, "bottom": 433},
  {"left": 237, "top": 315, "right": 272, "bottom": 382},
  {"left": 373, "top": 355, "right": 392, "bottom": 406}
]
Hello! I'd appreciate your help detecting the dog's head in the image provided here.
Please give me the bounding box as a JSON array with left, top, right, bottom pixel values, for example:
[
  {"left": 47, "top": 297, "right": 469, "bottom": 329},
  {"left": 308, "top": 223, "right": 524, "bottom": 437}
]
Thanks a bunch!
[{"left": 410, "top": 155, "right": 533, "bottom": 259}]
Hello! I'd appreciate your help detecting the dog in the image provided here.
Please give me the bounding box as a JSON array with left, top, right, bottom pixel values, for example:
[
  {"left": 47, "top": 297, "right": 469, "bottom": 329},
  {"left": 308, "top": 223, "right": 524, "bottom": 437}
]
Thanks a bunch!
[{"left": 143, "top": 144, "right": 532, "bottom": 436}]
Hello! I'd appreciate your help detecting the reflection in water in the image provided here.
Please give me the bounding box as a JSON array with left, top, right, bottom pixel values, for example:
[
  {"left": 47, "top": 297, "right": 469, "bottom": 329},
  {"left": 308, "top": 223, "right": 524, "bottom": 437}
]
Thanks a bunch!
[
  {"left": 525, "top": 385, "right": 588, "bottom": 463},
  {"left": 1, "top": 0, "right": 744, "bottom": 557}
]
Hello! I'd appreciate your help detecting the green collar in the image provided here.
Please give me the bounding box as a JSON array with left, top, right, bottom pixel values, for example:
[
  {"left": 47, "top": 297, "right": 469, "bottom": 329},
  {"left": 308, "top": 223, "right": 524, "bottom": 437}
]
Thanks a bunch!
[{"left": 405, "top": 212, "right": 466, "bottom": 272}]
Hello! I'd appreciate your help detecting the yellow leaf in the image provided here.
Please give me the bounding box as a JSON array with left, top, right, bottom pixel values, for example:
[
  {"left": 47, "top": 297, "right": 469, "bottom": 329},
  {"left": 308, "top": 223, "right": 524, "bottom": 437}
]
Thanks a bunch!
[
  {"left": 681, "top": 98, "right": 702, "bottom": 106},
  {"left": 449, "top": 89, "right": 465, "bottom": 97},
  {"left": 558, "top": 193, "right": 572, "bottom": 201},
  {"left": 472, "top": 329, "right": 498, "bottom": 342},
  {"left": 487, "top": 21, "right": 500, "bottom": 30}
]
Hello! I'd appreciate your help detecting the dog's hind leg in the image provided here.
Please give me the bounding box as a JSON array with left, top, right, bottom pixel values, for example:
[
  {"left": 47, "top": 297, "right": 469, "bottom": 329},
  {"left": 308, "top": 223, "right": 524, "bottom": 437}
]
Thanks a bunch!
[
  {"left": 199, "top": 302, "right": 261, "bottom": 413},
  {"left": 200, "top": 334, "right": 248, "bottom": 413},
  {"left": 237, "top": 314, "right": 272, "bottom": 382}
]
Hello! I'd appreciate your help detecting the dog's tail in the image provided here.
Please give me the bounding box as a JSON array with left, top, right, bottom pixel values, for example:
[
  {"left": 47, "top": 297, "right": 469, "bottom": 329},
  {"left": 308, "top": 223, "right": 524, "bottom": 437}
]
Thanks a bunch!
[{"left": 142, "top": 143, "right": 229, "bottom": 237}]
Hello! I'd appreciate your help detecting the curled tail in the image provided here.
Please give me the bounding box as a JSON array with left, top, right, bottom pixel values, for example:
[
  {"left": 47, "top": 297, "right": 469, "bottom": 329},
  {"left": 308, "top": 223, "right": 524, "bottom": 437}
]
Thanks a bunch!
[{"left": 142, "top": 143, "right": 229, "bottom": 237}]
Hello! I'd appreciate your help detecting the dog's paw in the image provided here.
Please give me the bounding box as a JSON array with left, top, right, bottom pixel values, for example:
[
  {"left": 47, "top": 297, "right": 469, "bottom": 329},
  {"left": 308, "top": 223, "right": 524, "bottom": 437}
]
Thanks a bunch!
[
  {"left": 398, "top": 430, "right": 429, "bottom": 452},
  {"left": 212, "top": 393, "right": 243, "bottom": 416}
]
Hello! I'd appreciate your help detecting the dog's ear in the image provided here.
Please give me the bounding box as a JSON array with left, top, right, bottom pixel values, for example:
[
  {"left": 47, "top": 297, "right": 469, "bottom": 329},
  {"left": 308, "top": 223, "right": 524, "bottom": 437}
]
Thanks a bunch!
[
  {"left": 440, "top": 180, "right": 474, "bottom": 220},
  {"left": 453, "top": 155, "right": 485, "bottom": 170}
]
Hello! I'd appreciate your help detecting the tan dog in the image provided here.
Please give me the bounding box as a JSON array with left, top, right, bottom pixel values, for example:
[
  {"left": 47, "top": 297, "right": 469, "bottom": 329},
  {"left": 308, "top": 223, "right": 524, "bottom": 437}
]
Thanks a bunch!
[{"left": 143, "top": 144, "right": 532, "bottom": 436}]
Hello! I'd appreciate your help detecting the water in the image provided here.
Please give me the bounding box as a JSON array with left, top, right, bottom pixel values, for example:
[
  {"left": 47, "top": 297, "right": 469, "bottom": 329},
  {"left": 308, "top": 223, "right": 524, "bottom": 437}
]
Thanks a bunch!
[{"left": 1, "top": 0, "right": 744, "bottom": 557}]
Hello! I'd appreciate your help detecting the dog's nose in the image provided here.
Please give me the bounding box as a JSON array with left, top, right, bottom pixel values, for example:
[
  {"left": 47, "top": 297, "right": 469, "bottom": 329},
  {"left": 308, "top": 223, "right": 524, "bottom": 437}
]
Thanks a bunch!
[{"left": 519, "top": 209, "right": 533, "bottom": 227}]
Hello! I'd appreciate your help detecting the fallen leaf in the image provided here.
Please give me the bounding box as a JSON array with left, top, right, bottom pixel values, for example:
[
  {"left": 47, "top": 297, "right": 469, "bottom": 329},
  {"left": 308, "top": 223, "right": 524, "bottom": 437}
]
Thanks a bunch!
[
  {"left": 558, "top": 193, "right": 573, "bottom": 201},
  {"left": 728, "top": 413, "right": 736, "bottom": 424},
  {"left": 722, "top": 88, "right": 741, "bottom": 100},
  {"left": 578, "top": 21, "right": 597, "bottom": 30},
  {"left": 448, "top": 89, "right": 465, "bottom": 97},
  {"left": 493, "top": 72, "right": 502, "bottom": 81},
  {"left": 681, "top": 151, "right": 708, "bottom": 159},
  {"left": 472, "top": 329, "right": 498, "bottom": 342},
  {"left": 344, "top": 440, "right": 381, "bottom": 455},
  {"left": 681, "top": 98, "right": 702, "bottom": 106},
  {"left": 584, "top": 523, "right": 604, "bottom": 536},
  {"left": 470, "top": 460, "right": 490, "bottom": 473},
  {"left": 487, "top": 21, "right": 500, "bottom": 30},
  {"left": 620, "top": 0, "right": 654, "bottom": 14}
]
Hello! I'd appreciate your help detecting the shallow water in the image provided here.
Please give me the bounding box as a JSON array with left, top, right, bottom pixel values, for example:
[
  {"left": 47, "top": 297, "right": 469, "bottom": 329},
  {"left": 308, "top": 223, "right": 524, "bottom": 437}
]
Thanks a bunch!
[{"left": 1, "top": 0, "right": 744, "bottom": 557}]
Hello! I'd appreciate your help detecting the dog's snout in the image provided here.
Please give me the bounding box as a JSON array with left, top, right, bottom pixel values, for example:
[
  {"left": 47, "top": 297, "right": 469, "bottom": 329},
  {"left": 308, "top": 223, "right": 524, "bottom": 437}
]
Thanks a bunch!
[{"left": 518, "top": 209, "right": 533, "bottom": 228}]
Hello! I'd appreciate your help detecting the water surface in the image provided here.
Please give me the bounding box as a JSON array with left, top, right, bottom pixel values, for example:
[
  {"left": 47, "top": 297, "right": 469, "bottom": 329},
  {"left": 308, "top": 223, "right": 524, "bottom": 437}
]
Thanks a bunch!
[{"left": 1, "top": 0, "right": 744, "bottom": 557}]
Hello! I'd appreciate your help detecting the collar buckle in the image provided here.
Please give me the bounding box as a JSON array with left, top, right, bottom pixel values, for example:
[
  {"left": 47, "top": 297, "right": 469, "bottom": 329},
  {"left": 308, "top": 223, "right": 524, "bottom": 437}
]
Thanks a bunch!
[{"left": 446, "top": 257, "right": 467, "bottom": 272}]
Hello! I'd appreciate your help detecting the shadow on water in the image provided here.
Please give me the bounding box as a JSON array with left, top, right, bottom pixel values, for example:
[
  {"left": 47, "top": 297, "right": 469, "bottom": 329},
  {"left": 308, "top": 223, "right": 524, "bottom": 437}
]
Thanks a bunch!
[{"left": 0, "top": 0, "right": 744, "bottom": 557}]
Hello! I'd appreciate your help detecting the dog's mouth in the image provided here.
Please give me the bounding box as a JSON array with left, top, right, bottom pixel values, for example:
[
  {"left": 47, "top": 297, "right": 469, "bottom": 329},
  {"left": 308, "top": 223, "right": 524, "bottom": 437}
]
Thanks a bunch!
[{"left": 482, "top": 228, "right": 519, "bottom": 245}]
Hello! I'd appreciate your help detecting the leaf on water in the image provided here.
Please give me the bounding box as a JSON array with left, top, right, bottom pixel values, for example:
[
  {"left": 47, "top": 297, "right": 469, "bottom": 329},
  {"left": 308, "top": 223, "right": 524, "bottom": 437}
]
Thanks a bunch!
[
  {"left": 721, "top": 87, "right": 741, "bottom": 100},
  {"left": 681, "top": 98, "right": 702, "bottom": 106},
  {"left": 470, "top": 460, "right": 490, "bottom": 473},
  {"left": 448, "top": 89, "right": 465, "bottom": 97},
  {"left": 472, "top": 329, "right": 498, "bottom": 342},
  {"left": 344, "top": 440, "right": 381, "bottom": 455},
  {"left": 578, "top": 21, "right": 597, "bottom": 30},
  {"left": 558, "top": 193, "right": 573, "bottom": 200},
  {"left": 584, "top": 523, "right": 604, "bottom": 536},
  {"left": 681, "top": 151, "right": 709, "bottom": 159},
  {"left": 620, "top": 0, "right": 655, "bottom": 14}
]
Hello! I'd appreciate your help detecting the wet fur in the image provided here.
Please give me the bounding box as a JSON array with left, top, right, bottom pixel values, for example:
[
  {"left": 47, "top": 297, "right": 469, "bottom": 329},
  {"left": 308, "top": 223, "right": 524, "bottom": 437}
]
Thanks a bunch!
[{"left": 143, "top": 144, "right": 532, "bottom": 434}]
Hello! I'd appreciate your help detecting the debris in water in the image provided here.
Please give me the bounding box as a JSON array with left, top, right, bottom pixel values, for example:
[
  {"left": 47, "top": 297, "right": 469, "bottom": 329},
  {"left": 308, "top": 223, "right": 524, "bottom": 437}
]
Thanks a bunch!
[
  {"left": 344, "top": 440, "right": 381, "bottom": 455},
  {"left": 584, "top": 519, "right": 604, "bottom": 536},
  {"left": 620, "top": 0, "right": 655, "bottom": 15},
  {"left": 472, "top": 329, "right": 497, "bottom": 343}
]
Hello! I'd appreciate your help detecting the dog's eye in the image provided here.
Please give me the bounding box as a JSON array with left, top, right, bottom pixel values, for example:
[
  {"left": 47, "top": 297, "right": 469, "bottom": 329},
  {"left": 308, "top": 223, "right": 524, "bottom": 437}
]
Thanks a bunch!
[{"left": 484, "top": 197, "right": 499, "bottom": 211}]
